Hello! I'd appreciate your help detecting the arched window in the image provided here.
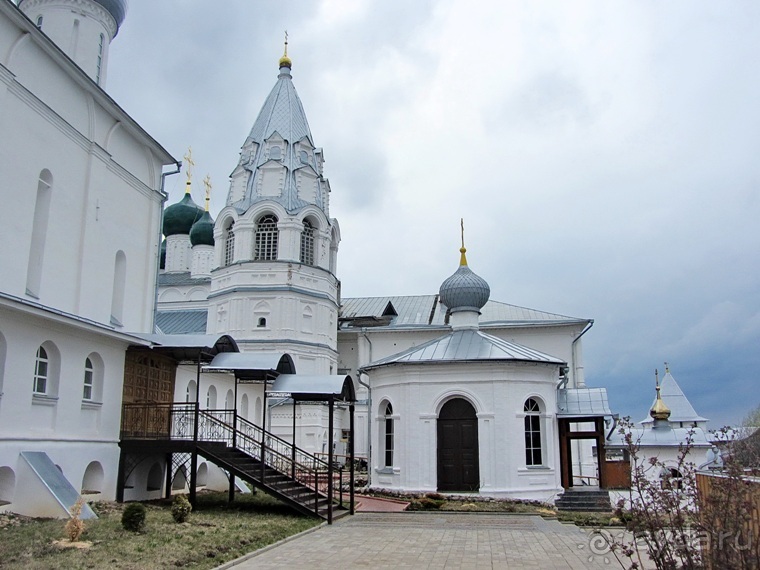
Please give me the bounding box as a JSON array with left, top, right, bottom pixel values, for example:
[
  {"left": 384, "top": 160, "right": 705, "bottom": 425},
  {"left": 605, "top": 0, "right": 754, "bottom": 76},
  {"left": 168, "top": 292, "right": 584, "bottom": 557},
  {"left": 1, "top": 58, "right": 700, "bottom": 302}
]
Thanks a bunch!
[
  {"left": 257, "top": 317, "right": 267, "bottom": 328},
  {"left": 185, "top": 380, "right": 197, "bottom": 403},
  {"left": 33, "top": 346, "right": 49, "bottom": 394},
  {"left": 223, "top": 221, "right": 235, "bottom": 266},
  {"left": 27, "top": 170, "right": 53, "bottom": 298},
  {"left": 35, "top": 15, "right": 43, "bottom": 29},
  {"left": 225, "top": 389, "right": 234, "bottom": 410},
  {"left": 662, "top": 467, "right": 683, "bottom": 491},
  {"left": 383, "top": 402, "right": 394, "bottom": 468},
  {"left": 254, "top": 215, "right": 278, "bottom": 261},
  {"left": 269, "top": 146, "right": 281, "bottom": 160},
  {"left": 81, "top": 461, "right": 104, "bottom": 494},
  {"left": 206, "top": 385, "right": 217, "bottom": 409},
  {"left": 83, "top": 358, "right": 94, "bottom": 400},
  {"left": 524, "top": 398, "right": 542, "bottom": 466},
  {"left": 0, "top": 466, "right": 16, "bottom": 505},
  {"left": 110, "top": 251, "right": 126, "bottom": 326},
  {"left": 33, "top": 342, "right": 59, "bottom": 398},
  {"left": 254, "top": 396, "right": 262, "bottom": 425},
  {"left": 300, "top": 220, "right": 315, "bottom": 265},
  {"left": 147, "top": 462, "right": 163, "bottom": 491},
  {"left": 240, "top": 394, "right": 249, "bottom": 419}
]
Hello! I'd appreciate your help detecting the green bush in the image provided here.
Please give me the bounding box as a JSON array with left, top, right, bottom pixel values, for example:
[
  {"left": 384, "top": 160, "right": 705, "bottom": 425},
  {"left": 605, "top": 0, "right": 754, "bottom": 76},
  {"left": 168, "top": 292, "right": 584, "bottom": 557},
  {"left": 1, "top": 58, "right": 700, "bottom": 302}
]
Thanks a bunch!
[
  {"left": 171, "top": 494, "right": 192, "bottom": 523},
  {"left": 121, "top": 502, "right": 146, "bottom": 532}
]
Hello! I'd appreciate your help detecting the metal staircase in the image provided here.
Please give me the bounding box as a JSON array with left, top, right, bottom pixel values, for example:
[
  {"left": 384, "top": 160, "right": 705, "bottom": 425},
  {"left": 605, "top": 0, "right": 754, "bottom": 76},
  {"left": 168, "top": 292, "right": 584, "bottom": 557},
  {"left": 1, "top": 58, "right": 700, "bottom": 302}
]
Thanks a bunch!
[{"left": 120, "top": 404, "right": 351, "bottom": 521}]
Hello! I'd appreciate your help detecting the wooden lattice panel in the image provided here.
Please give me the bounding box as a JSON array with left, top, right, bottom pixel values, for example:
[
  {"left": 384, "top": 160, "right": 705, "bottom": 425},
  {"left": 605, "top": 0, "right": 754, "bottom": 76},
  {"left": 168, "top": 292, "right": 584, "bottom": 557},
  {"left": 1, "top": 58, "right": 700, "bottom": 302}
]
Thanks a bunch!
[{"left": 123, "top": 349, "right": 176, "bottom": 404}]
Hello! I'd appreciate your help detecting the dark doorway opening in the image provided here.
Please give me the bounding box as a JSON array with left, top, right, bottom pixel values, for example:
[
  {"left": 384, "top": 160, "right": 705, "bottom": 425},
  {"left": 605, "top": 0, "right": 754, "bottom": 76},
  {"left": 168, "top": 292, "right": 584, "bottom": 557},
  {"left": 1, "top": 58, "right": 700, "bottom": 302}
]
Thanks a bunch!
[{"left": 437, "top": 398, "right": 479, "bottom": 492}]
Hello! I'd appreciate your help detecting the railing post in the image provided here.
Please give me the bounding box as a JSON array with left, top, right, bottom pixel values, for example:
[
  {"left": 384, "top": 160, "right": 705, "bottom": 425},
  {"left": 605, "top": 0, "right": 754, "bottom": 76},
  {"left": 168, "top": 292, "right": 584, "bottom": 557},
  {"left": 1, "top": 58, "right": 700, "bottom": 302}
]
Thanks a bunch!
[
  {"left": 327, "top": 397, "right": 334, "bottom": 524},
  {"left": 291, "top": 398, "right": 297, "bottom": 481},
  {"left": 229, "top": 408, "right": 237, "bottom": 504}
]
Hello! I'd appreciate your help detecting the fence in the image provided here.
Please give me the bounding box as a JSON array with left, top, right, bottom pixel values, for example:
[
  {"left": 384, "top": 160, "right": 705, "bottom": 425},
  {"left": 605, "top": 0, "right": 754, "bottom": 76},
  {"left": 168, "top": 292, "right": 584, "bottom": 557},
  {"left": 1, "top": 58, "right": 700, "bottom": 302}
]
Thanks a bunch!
[{"left": 696, "top": 470, "right": 760, "bottom": 569}]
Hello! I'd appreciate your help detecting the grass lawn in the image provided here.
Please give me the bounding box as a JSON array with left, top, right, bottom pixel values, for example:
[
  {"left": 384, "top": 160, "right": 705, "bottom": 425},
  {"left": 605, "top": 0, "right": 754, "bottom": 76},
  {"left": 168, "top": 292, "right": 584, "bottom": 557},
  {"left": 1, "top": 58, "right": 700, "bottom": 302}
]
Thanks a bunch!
[{"left": 0, "top": 491, "right": 321, "bottom": 569}]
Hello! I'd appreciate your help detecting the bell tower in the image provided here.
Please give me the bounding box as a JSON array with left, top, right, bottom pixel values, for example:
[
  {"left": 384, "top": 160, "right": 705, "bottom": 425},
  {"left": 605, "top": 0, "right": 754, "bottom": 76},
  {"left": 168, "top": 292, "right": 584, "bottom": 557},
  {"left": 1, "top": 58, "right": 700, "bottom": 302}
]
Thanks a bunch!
[{"left": 208, "top": 42, "right": 341, "bottom": 375}]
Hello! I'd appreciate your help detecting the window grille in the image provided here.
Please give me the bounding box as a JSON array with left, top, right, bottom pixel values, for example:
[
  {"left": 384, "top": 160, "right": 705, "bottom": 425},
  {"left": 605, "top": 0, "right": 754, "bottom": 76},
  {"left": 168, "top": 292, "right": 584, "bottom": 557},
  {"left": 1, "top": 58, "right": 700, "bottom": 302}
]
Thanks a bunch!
[
  {"left": 300, "top": 220, "right": 315, "bottom": 265},
  {"left": 254, "top": 215, "right": 278, "bottom": 261},
  {"left": 34, "top": 346, "right": 48, "bottom": 394},
  {"left": 83, "top": 357, "right": 94, "bottom": 400},
  {"left": 524, "top": 398, "right": 542, "bottom": 465},
  {"left": 384, "top": 403, "right": 394, "bottom": 467},
  {"left": 224, "top": 223, "right": 235, "bottom": 266}
]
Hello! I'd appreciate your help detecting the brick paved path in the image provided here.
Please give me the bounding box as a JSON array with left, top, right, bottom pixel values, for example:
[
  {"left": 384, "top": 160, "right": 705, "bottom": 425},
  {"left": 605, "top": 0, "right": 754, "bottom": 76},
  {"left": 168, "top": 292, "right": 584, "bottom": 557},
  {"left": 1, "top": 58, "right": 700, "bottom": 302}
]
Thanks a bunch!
[{"left": 224, "top": 512, "right": 623, "bottom": 569}]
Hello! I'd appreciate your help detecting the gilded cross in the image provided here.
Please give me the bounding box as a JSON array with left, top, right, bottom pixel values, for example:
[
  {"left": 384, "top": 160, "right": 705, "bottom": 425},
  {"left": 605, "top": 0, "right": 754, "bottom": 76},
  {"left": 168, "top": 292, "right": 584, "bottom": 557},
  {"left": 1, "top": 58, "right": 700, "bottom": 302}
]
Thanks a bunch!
[
  {"left": 203, "top": 174, "right": 212, "bottom": 211},
  {"left": 183, "top": 147, "right": 195, "bottom": 183}
]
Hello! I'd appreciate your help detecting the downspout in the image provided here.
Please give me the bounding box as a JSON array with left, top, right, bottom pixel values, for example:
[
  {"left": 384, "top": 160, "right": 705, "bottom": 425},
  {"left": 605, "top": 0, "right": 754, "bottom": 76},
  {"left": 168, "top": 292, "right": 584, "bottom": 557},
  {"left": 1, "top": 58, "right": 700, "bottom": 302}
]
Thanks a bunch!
[
  {"left": 571, "top": 320, "right": 594, "bottom": 388},
  {"left": 358, "top": 329, "right": 373, "bottom": 469},
  {"left": 152, "top": 161, "right": 182, "bottom": 332}
]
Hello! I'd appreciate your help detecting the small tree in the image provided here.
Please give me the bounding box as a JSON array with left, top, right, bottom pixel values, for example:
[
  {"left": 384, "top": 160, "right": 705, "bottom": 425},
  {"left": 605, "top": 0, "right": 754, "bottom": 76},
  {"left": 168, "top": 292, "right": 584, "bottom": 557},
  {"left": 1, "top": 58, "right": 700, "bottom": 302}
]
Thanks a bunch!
[
  {"left": 609, "top": 415, "right": 760, "bottom": 570},
  {"left": 64, "top": 497, "right": 86, "bottom": 542},
  {"left": 171, "top": 494, "right": 192, "bottom": 523},
  {"left": 121, "top": 502, "right": 146, "bottom": 532},
  {"left": 610, "top": 417, "right": 703, "bottom": 570}
]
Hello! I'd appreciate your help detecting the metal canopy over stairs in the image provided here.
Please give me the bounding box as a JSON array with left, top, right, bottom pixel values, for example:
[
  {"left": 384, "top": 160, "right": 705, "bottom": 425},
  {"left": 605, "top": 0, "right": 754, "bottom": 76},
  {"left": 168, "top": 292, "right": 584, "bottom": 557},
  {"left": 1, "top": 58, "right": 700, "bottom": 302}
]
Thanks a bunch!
[{"left": 119, "top": 404, "right": 354, "bottom": 522}]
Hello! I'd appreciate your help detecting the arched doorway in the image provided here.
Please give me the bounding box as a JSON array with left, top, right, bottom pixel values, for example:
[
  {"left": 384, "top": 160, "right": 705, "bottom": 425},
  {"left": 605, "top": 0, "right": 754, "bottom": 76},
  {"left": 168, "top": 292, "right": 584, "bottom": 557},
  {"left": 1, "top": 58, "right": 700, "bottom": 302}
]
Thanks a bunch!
[{"left": 437, "top": 398, "right": 479, "bottom": 491}]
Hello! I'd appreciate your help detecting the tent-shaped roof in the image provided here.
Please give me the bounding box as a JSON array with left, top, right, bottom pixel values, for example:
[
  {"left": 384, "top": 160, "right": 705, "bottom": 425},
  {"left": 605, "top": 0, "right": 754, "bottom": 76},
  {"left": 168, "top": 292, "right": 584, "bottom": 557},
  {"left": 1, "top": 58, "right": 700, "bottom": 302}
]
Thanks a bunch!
[
  {"left": 640, "top": 370, "right": 708, "bottom": 425},
  {"left": 204, "top": 352, "right": 295, "bottom": 381},
  {"left": 268, "top": 375, "right": 355, "bottom": 402},
  {"left": 361, "top": 329, "right": 564, "bottom": 371},
  {"left": 129, "top": 333, "right": 238, "bottom": 362}
]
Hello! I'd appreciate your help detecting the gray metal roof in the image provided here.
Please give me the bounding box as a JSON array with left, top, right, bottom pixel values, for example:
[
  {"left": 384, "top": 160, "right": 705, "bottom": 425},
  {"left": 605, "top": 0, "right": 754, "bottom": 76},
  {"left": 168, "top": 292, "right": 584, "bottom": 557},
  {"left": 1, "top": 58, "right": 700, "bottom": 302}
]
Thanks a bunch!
[
  {"left": 158, "top": 272, "right": 211, "bottom": 287},
  {"left": 129, "top": 334, "right": 238, "bottom": 362},
  {"left": 204, "top": 352, "right": 296, "bottom": 381},
  {"left": 230, "top": 65, "right": 328, "bottom": 214},
  {"left": 557, "top": 388, "right": 612, "bottom": 417},
  {"left": 361, "top": 329, "right": 564, "bottom": 370},
  {"left": 155, "top": 310, "right": 208, "bottom": 335},
  {"left": 640, "top": 371, "right": 708, "bottom": 425},
  {"left": 607, "top": 425, "right": 711, "bottom": 448},
  {"left": 339, "top": 295, "right": 587, "bottom": 330},
  {"left": 269, "top": 374, "right": 355, "bottom": 402}
]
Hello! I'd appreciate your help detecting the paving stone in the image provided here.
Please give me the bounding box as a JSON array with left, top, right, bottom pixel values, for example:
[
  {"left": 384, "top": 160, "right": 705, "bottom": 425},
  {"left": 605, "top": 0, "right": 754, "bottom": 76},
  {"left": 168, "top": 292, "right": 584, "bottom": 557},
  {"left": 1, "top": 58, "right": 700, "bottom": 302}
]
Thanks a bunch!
[{"left": 221, "top": 512, "right": 639, "bottom": 569}]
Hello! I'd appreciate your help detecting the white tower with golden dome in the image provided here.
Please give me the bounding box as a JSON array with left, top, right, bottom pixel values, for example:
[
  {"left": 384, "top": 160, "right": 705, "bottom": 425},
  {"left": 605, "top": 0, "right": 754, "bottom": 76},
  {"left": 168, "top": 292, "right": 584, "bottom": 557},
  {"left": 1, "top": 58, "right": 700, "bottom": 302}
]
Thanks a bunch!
[{"left": 207, "top": 42, "right": 341, "bottom": 376}]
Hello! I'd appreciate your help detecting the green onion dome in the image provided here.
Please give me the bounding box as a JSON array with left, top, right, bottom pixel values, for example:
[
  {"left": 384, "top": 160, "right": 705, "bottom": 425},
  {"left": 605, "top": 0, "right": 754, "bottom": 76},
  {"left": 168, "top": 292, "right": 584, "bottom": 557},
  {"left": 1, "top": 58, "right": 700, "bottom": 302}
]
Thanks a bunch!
[
  {"left": 163, "top": 192, "right": 204, "bottom": 237},
  {"left": 189, "top": 210, "right": 215, "bottom": 247}
]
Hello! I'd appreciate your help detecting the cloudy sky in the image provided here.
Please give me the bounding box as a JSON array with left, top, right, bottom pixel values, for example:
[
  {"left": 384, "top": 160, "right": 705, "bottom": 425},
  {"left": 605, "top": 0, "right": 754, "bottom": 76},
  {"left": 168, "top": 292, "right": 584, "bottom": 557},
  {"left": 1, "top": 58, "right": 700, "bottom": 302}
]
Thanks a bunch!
[{"left": 106, "top": 0, "right": 760, "bottom": 427}]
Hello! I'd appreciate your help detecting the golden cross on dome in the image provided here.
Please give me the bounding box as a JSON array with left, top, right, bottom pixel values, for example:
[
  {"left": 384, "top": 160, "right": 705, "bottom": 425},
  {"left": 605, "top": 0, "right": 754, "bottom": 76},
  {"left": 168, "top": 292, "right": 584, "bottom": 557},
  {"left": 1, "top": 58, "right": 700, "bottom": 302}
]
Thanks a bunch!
[
  {"left": 203, "top": 174, "right": 212, "bottom": 212},
  {"left": 183, "top": 147, "right": 195, "bottom": 185},
  {"left": 459, "top": 218, "right": 468, "bottom": 266}
]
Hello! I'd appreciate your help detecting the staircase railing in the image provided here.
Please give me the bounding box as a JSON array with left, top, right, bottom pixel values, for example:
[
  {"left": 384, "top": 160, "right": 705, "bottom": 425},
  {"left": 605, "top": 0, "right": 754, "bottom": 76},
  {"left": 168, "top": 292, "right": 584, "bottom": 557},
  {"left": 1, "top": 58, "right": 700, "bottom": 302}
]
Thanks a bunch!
[{"left": 120, "top": 403, "right": 347, "bottom": 513}]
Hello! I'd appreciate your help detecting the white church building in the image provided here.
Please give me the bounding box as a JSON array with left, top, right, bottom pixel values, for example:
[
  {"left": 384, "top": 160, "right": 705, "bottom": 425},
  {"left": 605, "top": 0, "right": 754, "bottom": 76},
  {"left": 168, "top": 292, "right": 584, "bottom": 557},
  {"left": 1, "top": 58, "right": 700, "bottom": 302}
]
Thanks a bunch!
[{"left": 0, "top": 0, "right": 630, "bottom": 518}]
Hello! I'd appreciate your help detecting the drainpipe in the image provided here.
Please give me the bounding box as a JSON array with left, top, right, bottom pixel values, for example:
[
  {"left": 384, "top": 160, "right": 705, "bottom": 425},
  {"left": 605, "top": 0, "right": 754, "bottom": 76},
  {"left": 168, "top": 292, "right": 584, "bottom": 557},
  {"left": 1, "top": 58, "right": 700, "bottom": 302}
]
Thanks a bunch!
[
  {"left": 152, "top": 161, "right": 182, "bottom": 332},
  {"left": 359, "top": 329, "right": 373, "bottom": 470},
  {"left": 571, "top": 320, "right": 594, "bottom": 388}
]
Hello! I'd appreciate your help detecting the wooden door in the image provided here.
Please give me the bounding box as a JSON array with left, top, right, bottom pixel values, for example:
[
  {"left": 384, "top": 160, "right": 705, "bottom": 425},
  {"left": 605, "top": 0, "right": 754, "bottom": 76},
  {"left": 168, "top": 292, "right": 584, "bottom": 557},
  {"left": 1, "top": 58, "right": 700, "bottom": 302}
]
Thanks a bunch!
[{"left": 437, "top": 398, "right": 479, "bottom": 492}]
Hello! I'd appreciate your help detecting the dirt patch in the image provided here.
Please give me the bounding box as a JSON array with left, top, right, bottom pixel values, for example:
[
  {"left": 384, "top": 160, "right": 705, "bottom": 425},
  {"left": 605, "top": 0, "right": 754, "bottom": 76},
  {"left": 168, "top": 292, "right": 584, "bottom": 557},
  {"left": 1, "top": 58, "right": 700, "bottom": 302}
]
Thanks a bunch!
[{"left": 52, "top": 540, "right": 92, "bottom": 550}]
